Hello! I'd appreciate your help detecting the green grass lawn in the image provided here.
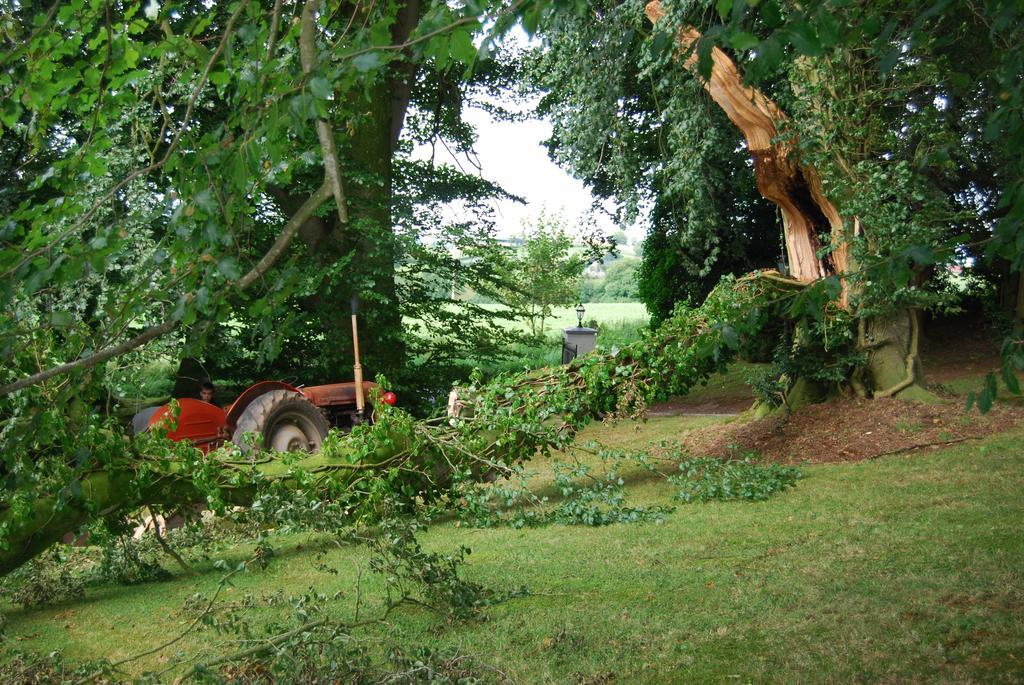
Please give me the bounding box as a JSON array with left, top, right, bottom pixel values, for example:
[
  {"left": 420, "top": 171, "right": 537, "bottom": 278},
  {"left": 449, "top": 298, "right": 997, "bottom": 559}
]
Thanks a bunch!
[
  {"left": 545, "top": 301, "right": 649, "bottom": 328},
  {"left": 476, "top": 301, "right": 650, "bottom": 333},
  {"left": 5, "top": 414, "right": 1024, "bottom": 683}
]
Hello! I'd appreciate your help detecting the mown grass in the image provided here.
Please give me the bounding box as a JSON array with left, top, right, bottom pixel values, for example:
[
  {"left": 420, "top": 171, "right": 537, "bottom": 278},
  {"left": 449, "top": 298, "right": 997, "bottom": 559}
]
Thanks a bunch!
[
  {"left": 5, "top": 415, "right": 1024, "bottom": 684},
  {"left": 543, "top": 301, "right": 649, "bottom": 328},
  {"left": 475, "top": 301, "right": 649, "bottom": 334},
  {"left": 477, "top": 319, "right": 652, "bottom": 378}
]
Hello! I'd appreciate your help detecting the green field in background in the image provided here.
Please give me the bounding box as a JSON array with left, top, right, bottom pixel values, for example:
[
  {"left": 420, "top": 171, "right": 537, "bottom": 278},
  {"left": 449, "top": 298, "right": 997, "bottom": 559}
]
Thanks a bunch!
[{"left": 477, "top": 301, "right": 649, "bottom": 333}]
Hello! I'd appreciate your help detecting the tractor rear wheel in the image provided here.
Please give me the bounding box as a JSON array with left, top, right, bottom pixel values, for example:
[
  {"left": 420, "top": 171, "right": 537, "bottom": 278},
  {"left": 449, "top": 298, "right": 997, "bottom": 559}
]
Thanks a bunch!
[{"left": 232, "top": 389, "right": 329, "bottom": 453}]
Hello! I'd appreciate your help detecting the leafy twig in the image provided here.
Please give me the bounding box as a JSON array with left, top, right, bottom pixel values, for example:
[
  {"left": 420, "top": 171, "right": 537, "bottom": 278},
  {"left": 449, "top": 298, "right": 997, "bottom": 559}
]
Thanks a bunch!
[{"left": 147, "top": 506, "right": 198, "bottom": 576}]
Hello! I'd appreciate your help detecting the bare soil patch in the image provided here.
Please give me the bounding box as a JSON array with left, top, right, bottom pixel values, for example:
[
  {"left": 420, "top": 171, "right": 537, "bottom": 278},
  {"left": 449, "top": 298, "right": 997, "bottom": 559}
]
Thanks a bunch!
[
  {"left": 646, "top": 313, "right": 1019, "bottom": 463},
  {"left": 681, "top": 397, "right": 1024, "bottom": 464}
]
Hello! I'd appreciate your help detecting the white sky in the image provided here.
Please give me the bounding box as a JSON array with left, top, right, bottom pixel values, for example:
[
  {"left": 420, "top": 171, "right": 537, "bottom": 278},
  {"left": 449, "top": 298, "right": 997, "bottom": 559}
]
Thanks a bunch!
[
  {"left": 409, "top": 26, "right": 647, "bottom": 247},
  {"left": 412, "top": 102, "right": 644, "bottom": 246}
]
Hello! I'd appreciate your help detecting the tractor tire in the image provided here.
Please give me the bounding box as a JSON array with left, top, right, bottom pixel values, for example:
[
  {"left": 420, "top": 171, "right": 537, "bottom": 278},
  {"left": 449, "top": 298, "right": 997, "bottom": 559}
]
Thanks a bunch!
[{"left": 231, "top": 389, "right": 329, "bottom": 453}]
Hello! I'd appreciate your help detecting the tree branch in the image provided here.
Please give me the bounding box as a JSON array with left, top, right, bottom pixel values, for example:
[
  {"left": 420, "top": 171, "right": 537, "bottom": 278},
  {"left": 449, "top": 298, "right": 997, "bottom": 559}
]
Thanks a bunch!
[
  {"left": 3, "top": 0, "right": 252, "bottom": 281},
  {"left": 0, "top": 320, "right": 176, "bottom": 397},
  {"left": 172, "top": 617, "right": 329, "bottom": 682},
  {"left": 300, "top": 0, "right": 349, "bottom": 225},
  {"left": 147, "top": 506, "right": 198, "bottom": 576},
  {"left": 0, "top": 179, "right": 333, "bottom": 398},
  {"left": 340, "top": 2, "right": 519, "bottom": 61},
  {"left": 237, "top": 179, "right": 332, "bottom": 289}
]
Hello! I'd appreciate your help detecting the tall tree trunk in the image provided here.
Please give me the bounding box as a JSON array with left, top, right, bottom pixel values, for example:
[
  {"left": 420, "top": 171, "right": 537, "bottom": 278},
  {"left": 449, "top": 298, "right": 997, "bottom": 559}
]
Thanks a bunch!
[
  {"left": 862, "top": 309, "right": 928, "bottom": 399},
  {"left": 270, "top": 2, "right": 421, "bottom": 381},
  {"left": 645, "top": 1, "right": 928, "bottom": 400},
  {"left": 338, "top": 78, "right": 406, "bottom": 378}
]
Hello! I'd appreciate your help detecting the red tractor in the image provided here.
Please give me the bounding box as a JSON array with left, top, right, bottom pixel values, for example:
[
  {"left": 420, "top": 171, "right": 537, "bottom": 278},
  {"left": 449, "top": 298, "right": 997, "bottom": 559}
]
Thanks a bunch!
[
  {"left": 133, "top": 298, "right": 396, "bottom": 453},
  {"left": 133, "top": 380, "right": 397, "bottom": 454}
]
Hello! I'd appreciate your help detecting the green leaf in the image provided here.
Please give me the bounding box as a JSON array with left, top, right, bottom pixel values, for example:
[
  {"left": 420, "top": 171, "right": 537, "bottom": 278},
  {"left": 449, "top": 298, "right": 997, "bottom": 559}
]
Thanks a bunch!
[
  {"left": 288, "top": 93, "right": 317, "bottom": 121},
  {"left": 29, "top": 166, "right": 56, "bottom": 190},
  {"left": 521, "top": 5, "right": 542, "bottom": 35},
  {"left": 716, "top": 0, "right": 733, "bottom": 20},
  {"left": 861, "top": 16, "right": 881, "bottom": 37},
  {"left": 823, "top": 276, "right": 843, "bottom": 300},
  {"left": 760, "top": 0, "right": 783, "bottom": 28},
  {"left": 209, "top": 71, "right": 230, "bottom": 86},
  {"left": 815, "top": 10, "right": 841, "bottom": 48},
  {"left": 986, "top": 371, "right": 998, "bottom": 398},
  {"left": 0, "top": 99, "right": 20, "bottom": 128},
  {"left": 651, "top": 30, "right": 671, "bottom": 56},
  {"left": 195, "top": 188, "right": 217, "bottom": 213},
  {"left": 449, "top": 28, "right": 477, "bottom": 65},
  {"left": 696, "top": 38, "right": 715, "bottom": 79},
  {"left": 878, "top": 47, "right": 900, "bottom": 74},
  {"left": 217, "top": 257, "right": 241, "bottom": 280},
  {"left": 755, "top": 35, "right": 783, "bottom": 72},
  {"left": 124, "top": 43, "right": 141, "bottom": 68},
  {"left": 728, "top": 31, "right": 759, "bottom": 51},
  {"left": 190, "top": 14, "right": 213, "bottom": 37},
  {"left": 236, "top": 23, "right": 258, "bottom": 43},
  {"left": 906, "top": 245, "right": 934, "bottom": 265},
  {"left": 721, "top": 325, "right": 739, "bottom": 349},
  {"left": 787, "top": 23, "right": 823, "bottom": 57},
  {"left": 309, "top": 76, "right": 332, "bottom": 99},
  {"left": 1002, "top": 365, "right": 1020, "bottom": 395},
  {"left": 352, "top": 51, "right": 384, "bottom": 73},
  {"left": 977, "top": 387, "right": 993, "bottom": 414},
  {"left": 50, "top": 311, "right": 75, "bottom": 327}
]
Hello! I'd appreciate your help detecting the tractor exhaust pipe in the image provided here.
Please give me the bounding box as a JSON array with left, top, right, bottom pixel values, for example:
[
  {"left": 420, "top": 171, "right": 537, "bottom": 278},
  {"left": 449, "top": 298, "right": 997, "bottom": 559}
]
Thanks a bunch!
[{"left": 351, "top": 296, "right": 365, "bottom": 418}]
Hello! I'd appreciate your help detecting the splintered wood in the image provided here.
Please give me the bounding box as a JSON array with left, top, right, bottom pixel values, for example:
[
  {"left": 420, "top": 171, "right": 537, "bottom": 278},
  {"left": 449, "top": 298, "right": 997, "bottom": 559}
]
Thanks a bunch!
[{"left": 645, "top": 1, "right": 850, "bottom": 291}]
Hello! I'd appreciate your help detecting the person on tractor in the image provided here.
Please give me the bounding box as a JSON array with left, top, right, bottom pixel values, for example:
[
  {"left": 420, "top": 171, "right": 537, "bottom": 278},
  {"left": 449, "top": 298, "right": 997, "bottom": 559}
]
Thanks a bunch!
[{"left": 199, "top": 381, "right": 216, "bottom": 404}]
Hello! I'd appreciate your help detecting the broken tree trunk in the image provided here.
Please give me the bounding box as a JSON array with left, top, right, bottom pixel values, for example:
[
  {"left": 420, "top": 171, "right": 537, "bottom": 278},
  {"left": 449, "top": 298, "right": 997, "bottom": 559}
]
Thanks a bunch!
[
  {"left": 645, "top": 0, "right": 929, "bottom": 400},
  {"left": 644, "top": 1, "right": 848, "bottom": 287}
]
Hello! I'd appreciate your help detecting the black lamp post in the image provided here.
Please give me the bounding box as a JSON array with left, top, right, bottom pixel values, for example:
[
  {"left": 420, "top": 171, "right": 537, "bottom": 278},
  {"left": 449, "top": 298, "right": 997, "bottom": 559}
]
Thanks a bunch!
[{"left": 576, "top": 303, "right": 586, "bottom": 328}]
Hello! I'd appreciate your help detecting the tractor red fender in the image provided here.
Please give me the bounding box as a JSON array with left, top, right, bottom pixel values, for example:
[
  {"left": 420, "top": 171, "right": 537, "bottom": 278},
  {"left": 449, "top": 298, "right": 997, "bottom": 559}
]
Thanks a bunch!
[
  {"left": 147, "top": 398, "right": 228, "bottom": 453},
  {"left": 224, "top": 381, "right": 304, "bottom": 431}
]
